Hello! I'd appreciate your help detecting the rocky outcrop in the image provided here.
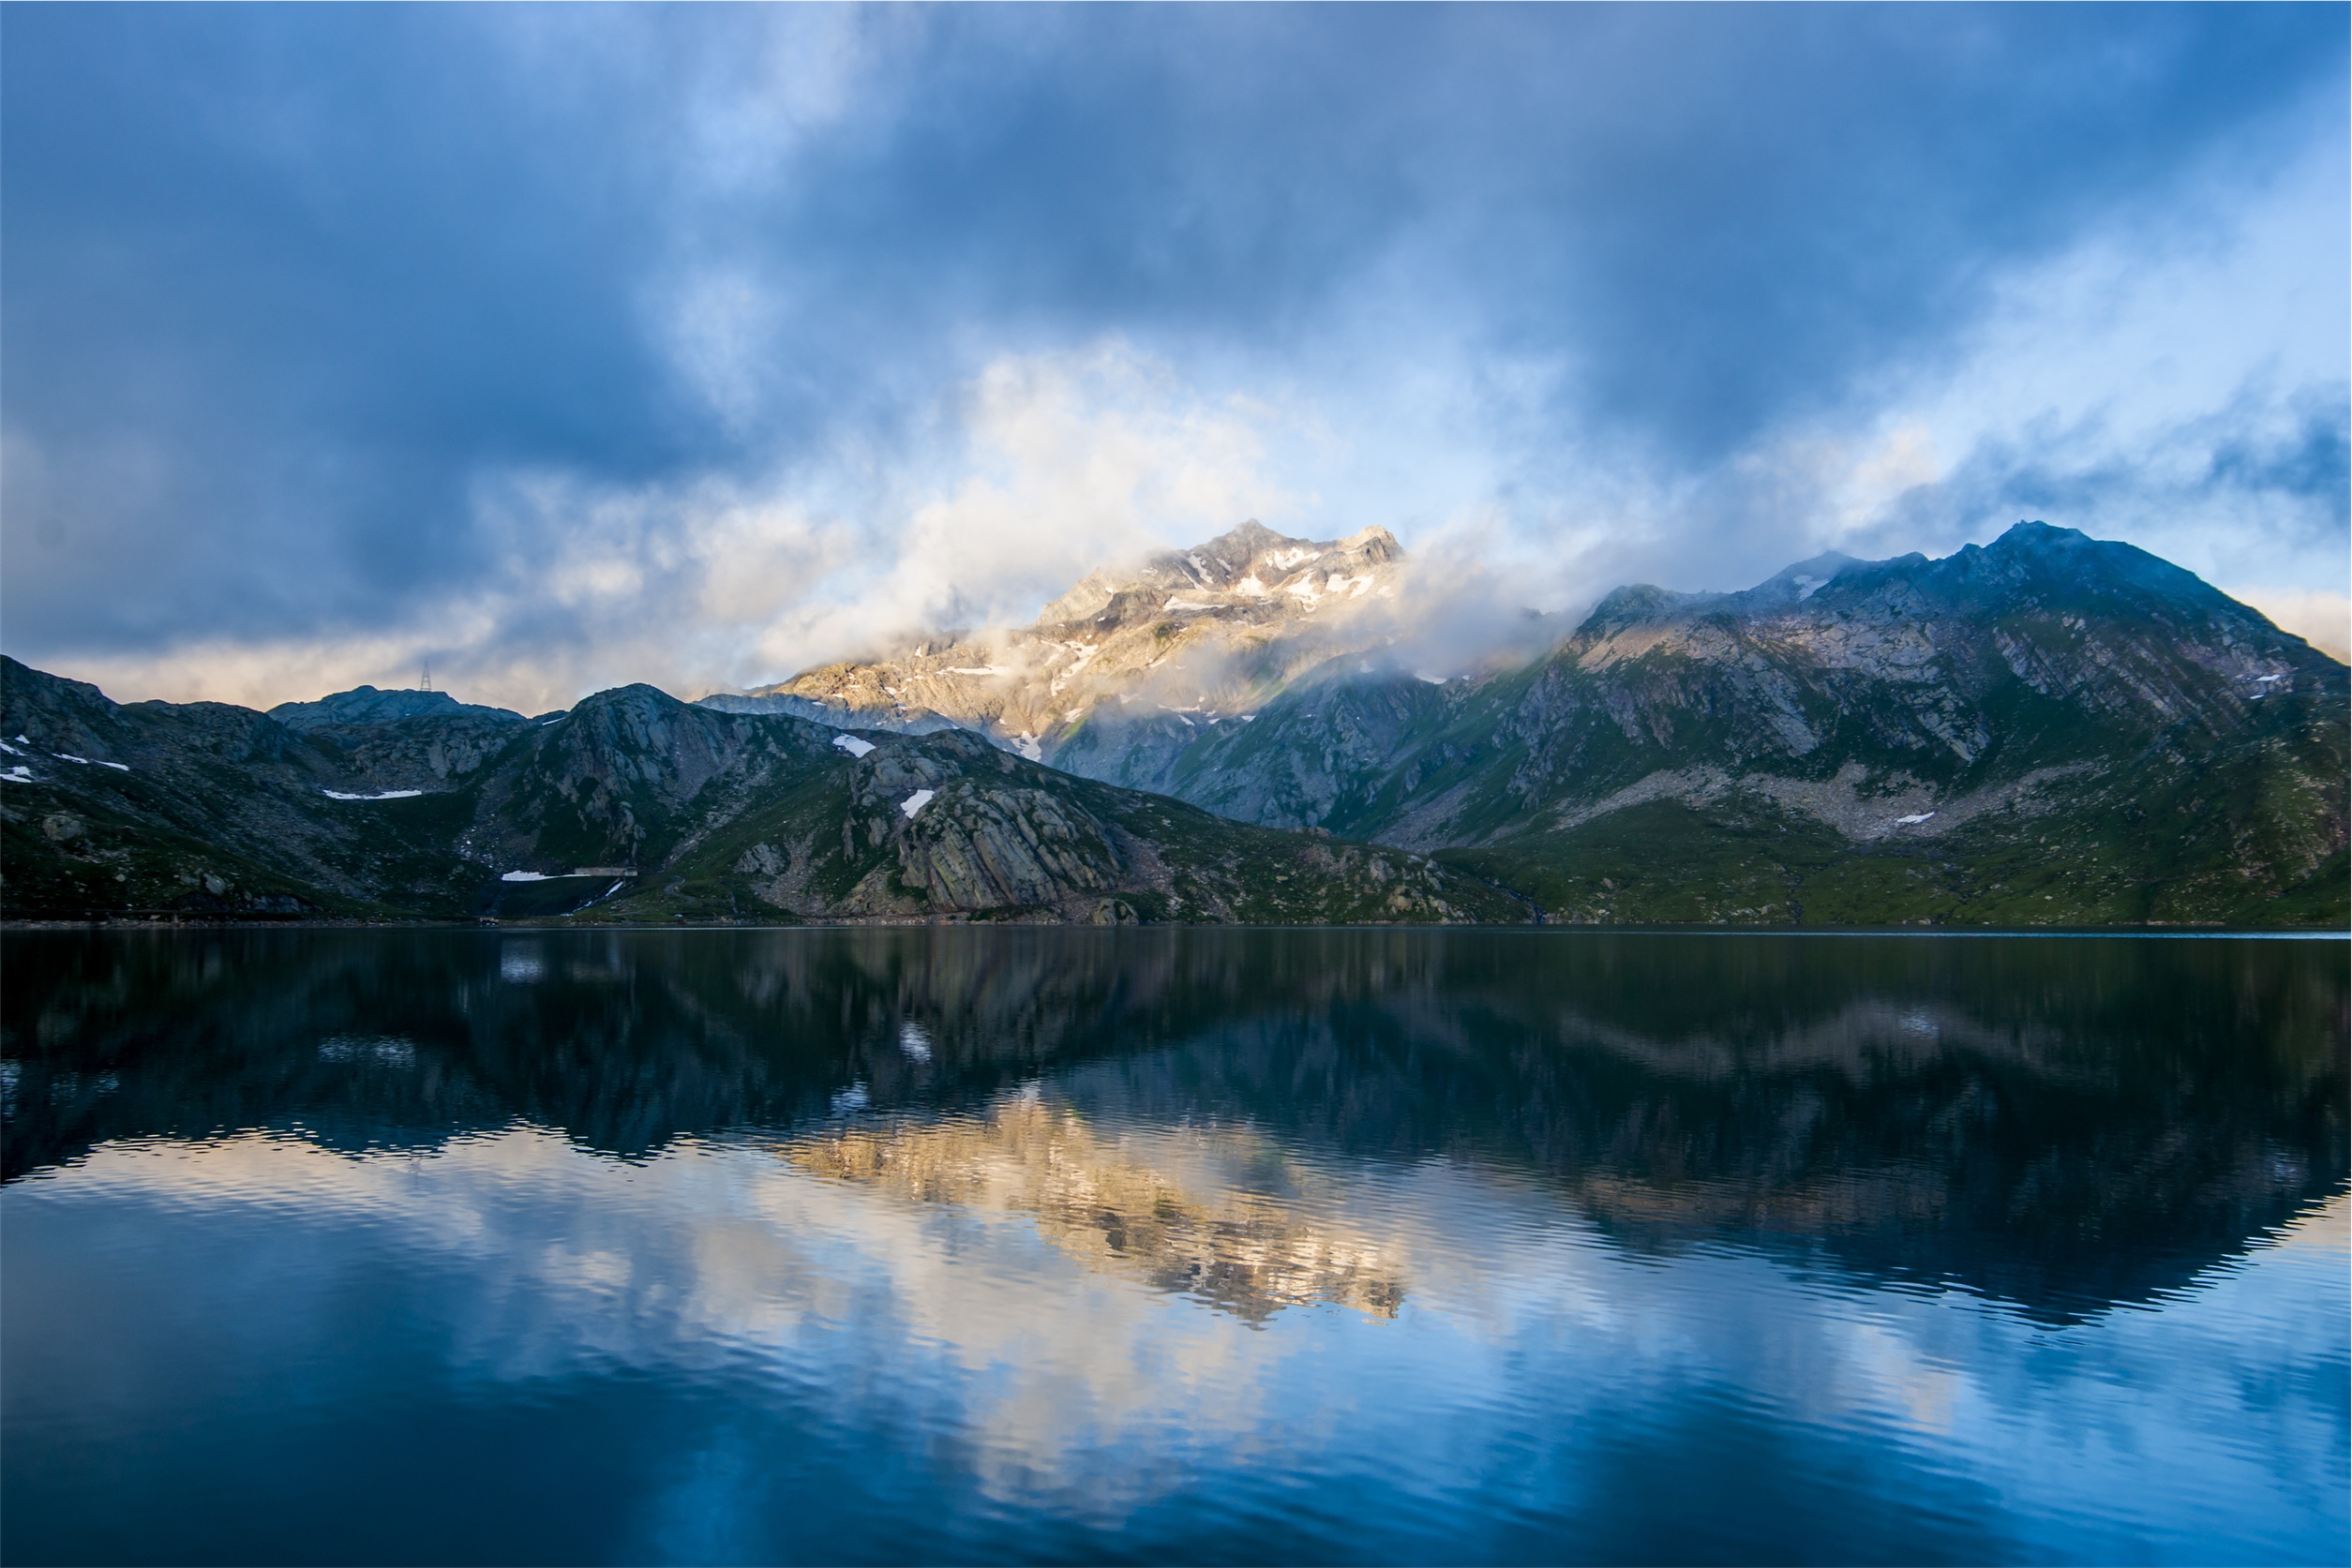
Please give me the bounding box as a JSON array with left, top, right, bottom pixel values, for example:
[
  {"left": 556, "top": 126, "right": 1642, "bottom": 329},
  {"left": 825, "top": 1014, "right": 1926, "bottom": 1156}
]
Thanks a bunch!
[
  {"left": 831, "top": 731, "right": 1125, "bottom": 915},
  {"left": 267, "top": 686, "right": 527, "bottom": 731}
]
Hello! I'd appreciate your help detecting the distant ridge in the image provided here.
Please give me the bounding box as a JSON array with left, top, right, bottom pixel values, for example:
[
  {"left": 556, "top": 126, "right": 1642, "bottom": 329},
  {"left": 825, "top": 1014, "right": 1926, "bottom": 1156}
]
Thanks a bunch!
[{"left": 269, "top": 685, "right": 526, "bottom": 731}]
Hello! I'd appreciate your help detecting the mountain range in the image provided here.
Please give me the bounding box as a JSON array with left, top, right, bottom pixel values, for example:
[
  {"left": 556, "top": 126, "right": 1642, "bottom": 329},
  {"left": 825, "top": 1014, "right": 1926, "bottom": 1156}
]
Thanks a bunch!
[
  {"left": 0, "top": 661, "right": 1521, "bottom": 926},
  {"left": 3, "top": 520, "right": 2344, "bottom": 926}
]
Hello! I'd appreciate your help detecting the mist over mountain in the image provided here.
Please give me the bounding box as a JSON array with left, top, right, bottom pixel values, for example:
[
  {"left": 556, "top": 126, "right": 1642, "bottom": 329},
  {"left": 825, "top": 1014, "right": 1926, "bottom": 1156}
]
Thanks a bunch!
[
  {"left": 703, "top": 520, "right": 1426, "bottom": 757},
  {"left": 684, "top": 518, "right": 2346, "bottom": 925},
  {"left": 4, "top": 523, "right": 2342, "bottom": 929}
]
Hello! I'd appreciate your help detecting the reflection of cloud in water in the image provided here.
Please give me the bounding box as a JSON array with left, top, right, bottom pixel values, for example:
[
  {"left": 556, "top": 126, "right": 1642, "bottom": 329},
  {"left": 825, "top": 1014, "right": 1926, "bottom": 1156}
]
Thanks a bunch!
[
  {"left": 26, "top": 1127, "right": 2344, "bottom": 1546},
  {"left": 779, "top": 1095, "right": 1407, "bottom": 1322}
]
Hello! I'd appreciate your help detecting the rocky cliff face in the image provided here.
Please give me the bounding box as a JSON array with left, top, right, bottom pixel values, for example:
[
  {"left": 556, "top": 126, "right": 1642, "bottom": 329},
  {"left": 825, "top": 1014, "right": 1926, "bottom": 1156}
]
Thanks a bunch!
[
  {"left": 651, "top": 722, "right": 1525, "bottom": 925},
  {"left": 844, "top": 734, "right": 1126, "bottom": 912},
  {"left": 705, "top": 519, "right": 1408, "bottom": 764},
  {"left": 0, "top": 659, "right": 1525, "bottom": 925}
]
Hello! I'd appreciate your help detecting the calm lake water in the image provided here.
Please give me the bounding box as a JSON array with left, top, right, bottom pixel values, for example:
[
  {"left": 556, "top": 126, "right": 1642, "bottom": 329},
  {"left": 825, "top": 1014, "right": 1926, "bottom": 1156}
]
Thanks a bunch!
[{"left": 3, "top": 928, "right": 2345, "bottom": 1565}]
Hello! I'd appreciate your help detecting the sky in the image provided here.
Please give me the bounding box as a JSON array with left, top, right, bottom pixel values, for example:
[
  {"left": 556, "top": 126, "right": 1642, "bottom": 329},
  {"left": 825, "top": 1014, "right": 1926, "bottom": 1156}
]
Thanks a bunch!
[{"left": 4, "top": 4, "right": 2346, "bottom": 712}]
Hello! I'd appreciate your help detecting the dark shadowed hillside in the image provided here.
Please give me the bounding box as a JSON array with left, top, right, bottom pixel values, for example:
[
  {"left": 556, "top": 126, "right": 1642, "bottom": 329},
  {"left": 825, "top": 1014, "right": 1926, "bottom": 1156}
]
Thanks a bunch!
[{"left": 0, "top": 663, "right": 1525, "bottom": 926}]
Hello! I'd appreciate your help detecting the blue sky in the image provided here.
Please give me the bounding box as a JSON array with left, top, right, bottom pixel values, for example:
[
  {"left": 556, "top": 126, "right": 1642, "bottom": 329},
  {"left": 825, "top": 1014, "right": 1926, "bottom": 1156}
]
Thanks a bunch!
[{"left": 4, "top": 4, "right": 2345, "bottom": 709}]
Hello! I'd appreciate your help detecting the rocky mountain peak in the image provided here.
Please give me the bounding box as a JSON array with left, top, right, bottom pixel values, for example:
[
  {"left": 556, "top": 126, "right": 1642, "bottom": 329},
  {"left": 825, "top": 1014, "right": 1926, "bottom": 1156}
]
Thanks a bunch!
[
  {"left": 1985, "top": 518, "right": 2091, "bottom": 555},
  {"left": 1573, "top": 584, "right": 1694, "bottom": 639},
  {"left": 719, "top": 518, "right": 1415, "bottom": 762},
  {"left": 268, "top": 685, "right": 527, "bottom": 731},
  {"left": 1076, "top": 519, "right": 1405, "bottom": 618},
  {"left": 1955, "top": 519, "right": 2230, "bottom": 616},
  {"left": 1192, "top": 517, "right": 1292, "bottom": 569}
]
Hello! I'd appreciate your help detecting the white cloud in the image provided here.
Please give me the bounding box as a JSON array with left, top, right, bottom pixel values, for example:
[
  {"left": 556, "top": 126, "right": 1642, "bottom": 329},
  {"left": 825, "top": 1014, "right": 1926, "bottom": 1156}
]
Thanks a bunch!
[
  {"left": 656, "top": 270, "right": 786, "bottom": 435},
  {"left": 44, "top": 342, "right": 1319, "bottom": 712},
  {"left": 675, "top": 6, "right": 909, "bottom": 197},
  {"left": 717, "top": 343, "right": 1321, "bottom": 683}
]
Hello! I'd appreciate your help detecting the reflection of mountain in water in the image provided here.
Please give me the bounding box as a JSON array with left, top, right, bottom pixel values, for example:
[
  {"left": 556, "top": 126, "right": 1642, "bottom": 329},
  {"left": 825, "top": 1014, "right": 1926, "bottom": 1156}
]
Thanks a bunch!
[
  {"left": 783, "top": 1098, "right": 1405, "bottom": 1322},
  {"left": 3, "top": 929, "right": 2343, "bottom": 1321}
]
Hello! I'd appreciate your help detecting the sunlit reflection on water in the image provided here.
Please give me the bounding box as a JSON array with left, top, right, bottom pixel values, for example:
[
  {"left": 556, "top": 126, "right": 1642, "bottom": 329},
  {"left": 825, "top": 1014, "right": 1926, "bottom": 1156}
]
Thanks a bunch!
[{"left": 3, "top": 928, "right": 2345, "bottom": 1564}]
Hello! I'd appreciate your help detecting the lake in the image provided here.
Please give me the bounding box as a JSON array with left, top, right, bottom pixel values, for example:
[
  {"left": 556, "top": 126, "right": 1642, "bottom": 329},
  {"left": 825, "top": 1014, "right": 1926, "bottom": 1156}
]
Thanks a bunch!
[{"left": 3, "top": 927, "right": 2345, "bottom": 1565}]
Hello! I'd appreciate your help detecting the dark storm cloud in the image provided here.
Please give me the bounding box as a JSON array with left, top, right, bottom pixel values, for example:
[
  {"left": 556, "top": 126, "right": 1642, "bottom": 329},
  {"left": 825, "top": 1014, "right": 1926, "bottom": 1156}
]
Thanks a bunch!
[
  {"left": 2, "top": 6, "right": 704, "bottom": 648},
  {"left": 2, "top": 3, "right": 2343, "bottom": 671},
  {"left": 728, "top": 4, "right": 2339, "bottom": 453}
]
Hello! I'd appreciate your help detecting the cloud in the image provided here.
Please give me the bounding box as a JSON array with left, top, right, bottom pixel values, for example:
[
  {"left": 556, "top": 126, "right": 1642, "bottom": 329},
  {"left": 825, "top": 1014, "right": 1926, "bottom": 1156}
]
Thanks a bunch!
[
  {"left": 2, "top": 7, "right": 2344, "bottom": 705},
  {"left": 43, "top": 344, "right": 1313, "bottom": 713},
  {"left": 1854, "top": 384, "right": 2348, "bottom": 575},
  {"left": 1429, "top": 118, "right": 2352, "bottom": 616}
]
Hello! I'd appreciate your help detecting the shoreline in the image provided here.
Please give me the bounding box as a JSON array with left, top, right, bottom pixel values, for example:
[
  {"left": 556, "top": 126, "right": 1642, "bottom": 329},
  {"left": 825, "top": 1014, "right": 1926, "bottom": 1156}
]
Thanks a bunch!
[{"left": 5, "top": 917, "right": 2344, "bottom": 938}]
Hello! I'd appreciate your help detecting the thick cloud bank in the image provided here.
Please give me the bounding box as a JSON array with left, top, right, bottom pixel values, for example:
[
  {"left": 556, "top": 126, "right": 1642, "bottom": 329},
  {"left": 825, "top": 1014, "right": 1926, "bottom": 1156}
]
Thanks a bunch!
[{"left": 5, "top": 6, "right": 2345, "bottom": 709}]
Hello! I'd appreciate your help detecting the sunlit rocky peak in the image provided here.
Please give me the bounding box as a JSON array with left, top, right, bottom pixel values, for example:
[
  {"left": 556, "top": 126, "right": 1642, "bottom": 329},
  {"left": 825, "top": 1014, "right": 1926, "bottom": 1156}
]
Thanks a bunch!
[{"left": 705, "top": 520, "right": 1408, "bottom": 763}]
